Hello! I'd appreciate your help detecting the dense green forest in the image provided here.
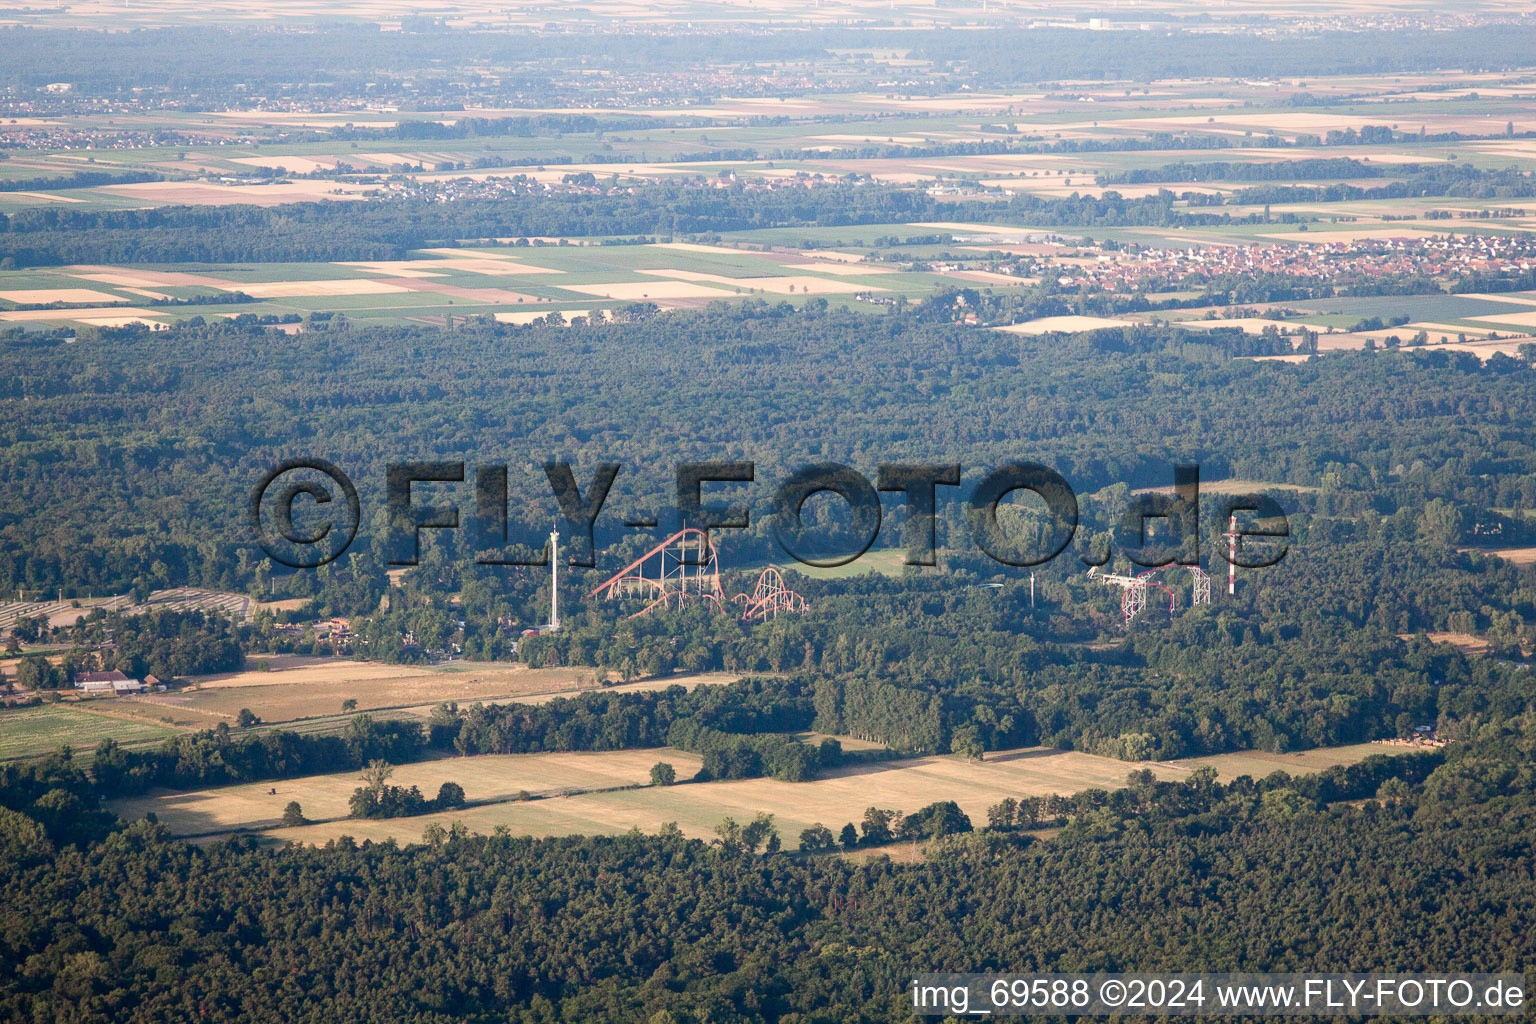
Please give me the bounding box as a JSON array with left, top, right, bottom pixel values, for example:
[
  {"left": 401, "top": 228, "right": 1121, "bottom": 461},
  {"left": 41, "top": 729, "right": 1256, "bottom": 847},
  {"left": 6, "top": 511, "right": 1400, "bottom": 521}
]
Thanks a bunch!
[
  {"left": 0, "top": 183, "right": 1292, "bottom": 267},
  {"left": 5, "top": 303, "right": 1535, "bottom": 597},
  {"left": 5, "top": 300, "right": 1533, "bottom": 761},
  {"left": 2, "top": 714, "right": 1532, "bottom": 1022},
  {"left": 9, "top": 23, "right": 1536, "bottom": 99},
  {"left": 88, "top": 679, "right": 832, "bottom": 797},
  {"left": 6, "top": 17, "right": 1536, "bottom": 1023}
]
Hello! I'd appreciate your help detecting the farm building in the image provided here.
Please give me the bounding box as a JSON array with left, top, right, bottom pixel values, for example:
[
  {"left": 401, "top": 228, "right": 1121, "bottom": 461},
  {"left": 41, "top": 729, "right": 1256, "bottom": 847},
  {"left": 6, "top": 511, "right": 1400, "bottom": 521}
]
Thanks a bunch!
[{"left": 75, "top": 670, "right": 144, "bottom": 695}]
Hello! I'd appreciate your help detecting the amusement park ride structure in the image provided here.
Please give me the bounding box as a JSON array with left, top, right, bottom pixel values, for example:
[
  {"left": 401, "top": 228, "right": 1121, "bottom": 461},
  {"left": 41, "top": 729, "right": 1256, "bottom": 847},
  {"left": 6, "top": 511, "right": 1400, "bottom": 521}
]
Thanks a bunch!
[
  {"left": 583, "top": 516, "right": 1247, "bottom": 629},
  {"left": 589, "top": 527, "right": 807, "bottom": 622},
  {"left": 1088, "top": 514, "right": 1241, "bottom": 628},
  {"left": 1088, "top": 564, "right": 1210, "bottom": 629}
]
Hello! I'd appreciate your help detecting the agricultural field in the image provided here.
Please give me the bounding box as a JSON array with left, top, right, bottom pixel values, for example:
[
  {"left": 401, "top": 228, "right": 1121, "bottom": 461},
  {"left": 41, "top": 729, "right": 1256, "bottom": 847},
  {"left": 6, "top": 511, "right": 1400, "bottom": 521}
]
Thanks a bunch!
[
  {"left": 0, "top": 703, "right": 180, "bottom": 761},
  {"left": 0, "top": 242, "right": 965, "bottom": 329},
  {"left": 108, "top": 748, "right": 706, "bottom": 836},
  {"left": 0, "top": 588, "right": 252, "bottom": 631},
  {"left": 12, "top": 66, "right": 1536, "bottom": 345},
  {"left": 115, "top": 655, "right": 740, "bottom": 730},
  {"left": 8, "top": 222, "right": 1536, "bottom": 353},
  {"left": 1171, "top": 743, "right": 1404, "bottom": 783},
  {"left": 116, "top": 739, "right": 1403, "bottom": 848},
  {"left": 1474, "top": 545, "right": 1536, "bottom": 565},
  {"left": 8, "top": 67, "right": 1536, "bottom": 219},
  {"left": 0, "top": 648, "right": 740, "bottom": 758}
]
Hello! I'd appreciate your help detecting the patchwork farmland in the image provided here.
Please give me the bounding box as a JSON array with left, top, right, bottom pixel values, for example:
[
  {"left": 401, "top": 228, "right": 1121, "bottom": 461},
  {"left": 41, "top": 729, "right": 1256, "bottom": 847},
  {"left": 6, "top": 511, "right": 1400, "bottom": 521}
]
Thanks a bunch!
[{"left": 0, "top": 241, "right": 958, "bottom": 330}]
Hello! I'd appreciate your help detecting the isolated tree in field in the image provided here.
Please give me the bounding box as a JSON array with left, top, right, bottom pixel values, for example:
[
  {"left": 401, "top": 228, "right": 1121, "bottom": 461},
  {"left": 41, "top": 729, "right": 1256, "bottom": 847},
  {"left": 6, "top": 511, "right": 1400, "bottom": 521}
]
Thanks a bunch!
[
  {"left": 236, "top": 708, "right": 260, "bottom": 728},
  {"left": 342, "top": 698, "right": 358, "bottom": 711},
  {"left": 362, "top": 759, "right": 394, "bottom": 795},
  {"left": 712, "top": 817, "right": 746, "bottom": 856},
  {"left": 435, "top": 781, "right": 466, "bottom": 809},
  {"left": 1126, "top": 768, "right": 1158, "bottom": 804},
  {"left": 713, "top": 812, "right": 776, "bottom": 857},
  {"left": 907, "top": 800, "right": 973, "bottom": 840},
  {"left": 799, "top": 824, "right": 835, "bottom": 851},
  {"left": 741, "top": 812, "right": 776, "bottom": 856},
  {"left": 280, "top": 801, "right": 307, "bottom": 827},
  {"left": 650, "top": 762, "right": 676, "bottom": 786},
  {"left": 860, "top": 806, "right": 894, "bottom": 846}
]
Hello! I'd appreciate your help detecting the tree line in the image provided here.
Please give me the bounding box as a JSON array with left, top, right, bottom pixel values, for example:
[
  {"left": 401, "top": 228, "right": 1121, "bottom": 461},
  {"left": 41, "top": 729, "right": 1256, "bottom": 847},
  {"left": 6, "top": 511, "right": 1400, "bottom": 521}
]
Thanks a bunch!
[{"left": 1, "top": 713, "right": 1531, "bottom": 1021}]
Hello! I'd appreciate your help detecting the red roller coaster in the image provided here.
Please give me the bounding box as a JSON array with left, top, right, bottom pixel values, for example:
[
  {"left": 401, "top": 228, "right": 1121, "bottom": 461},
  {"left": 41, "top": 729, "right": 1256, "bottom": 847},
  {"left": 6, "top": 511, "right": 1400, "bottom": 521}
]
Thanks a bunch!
[
  {"left": 735, "top": 566, "right": 809, "bottom": 622},
  {"left": 589, "top": 528, "right": 807, "bottom": 622}
]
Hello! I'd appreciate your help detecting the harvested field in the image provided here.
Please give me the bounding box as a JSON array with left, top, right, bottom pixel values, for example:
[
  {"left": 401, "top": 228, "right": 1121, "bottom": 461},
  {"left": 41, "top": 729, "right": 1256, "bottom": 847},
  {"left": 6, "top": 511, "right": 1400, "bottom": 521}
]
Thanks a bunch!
[
  {"left": 1404, "top": 321, "right": 1498, "bottom": 337},
  {"left": 1168, "top": 743, "right": 1398, "bottom": 783},
  {"left": 631, "top": 268, "right": 873, "bottom": 295},
  {"left": 236, "top": 741, "right": 1396, "bottom": 849},
  {"left": 1397, "top": 631, "right": 1489, "bottom": 655},
  {"left": 0, "top": 305, "right": 163, "bottom": 324},
  {"left": 237, "top": 279, "right": 411, "bottom": 298},
  {"left": 0, "top": 287, "right": 128, "bottom": 304},
  {"left": 102, "top": 180, "right": 377, "bottom": 206},
  {"left": 913, "top": 221, "right": 1043, "bottom": 238},
  {"left": 561, "top": 280, "right": 736, "bottom": 300},
  {"left": 779, "top": 260, "right": 896, "bottom": 275},
  {"left": 382, "top": 280, "right": 545, "bottom": 303},
  {"left": 418, "top": 247, "right": 523, "bottom": 260},
  {"left": 109, "top": 748, "right": 705, "bottom": 835},
  {"left": 995, "top": 315, "right": 1132, "bottom": 334},
  {"left": 422, "top": 258, "right": 563, "bottom": 276},
  {"left": 494, "top": 308, "right": 602, "bottom": 324},
  {"left": 1468, "top": 309, "right": 1536, "bottom": 328},
  {"left": 652, "top": 242, "right": 755, "bottom": 256},
  {"left": 1466, "top": 546, "right": 1536, "bottom": 565},
  {"left": 1176, "top": 317, "right": 1331, "bottom": 334},
  {"left": 336, "top": 261, "right": 449, "bottom": 278},
  {"left": 65, "top": 266, "right": 246, "bottom": 289},
  {"left": 161, "top": 656, "right": 735, "bottom": 725},
  {"left": 1457, "top": 292, "right": 1536, "bottom": 308},
  {"left": 76, "top": 315, "right": 169, "bottom": 328}
]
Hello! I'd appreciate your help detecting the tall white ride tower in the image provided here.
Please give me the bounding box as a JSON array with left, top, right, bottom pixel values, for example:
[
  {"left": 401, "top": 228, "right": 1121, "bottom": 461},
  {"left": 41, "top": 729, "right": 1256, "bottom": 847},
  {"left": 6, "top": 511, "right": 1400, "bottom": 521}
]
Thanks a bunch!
[{"left": 548, "top": 520, "right": 561, "bottom": 632}]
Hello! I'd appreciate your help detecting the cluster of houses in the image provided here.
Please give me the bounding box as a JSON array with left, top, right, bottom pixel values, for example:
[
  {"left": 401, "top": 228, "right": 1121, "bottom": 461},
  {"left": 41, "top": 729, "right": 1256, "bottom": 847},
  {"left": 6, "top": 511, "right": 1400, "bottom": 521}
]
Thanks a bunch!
[{"left": 1005, "top": 233, "right": 1536, "bottom": 293}]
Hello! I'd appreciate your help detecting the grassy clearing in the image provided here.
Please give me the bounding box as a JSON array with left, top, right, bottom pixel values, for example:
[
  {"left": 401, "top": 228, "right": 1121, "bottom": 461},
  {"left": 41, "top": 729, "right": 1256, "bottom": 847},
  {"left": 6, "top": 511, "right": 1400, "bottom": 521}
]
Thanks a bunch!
[
  {"left": 777, "top": 547, "right": 911, "bottom": 580},
  {"left": 0, "top": 704, "right": 180, "bottom": 761}
]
